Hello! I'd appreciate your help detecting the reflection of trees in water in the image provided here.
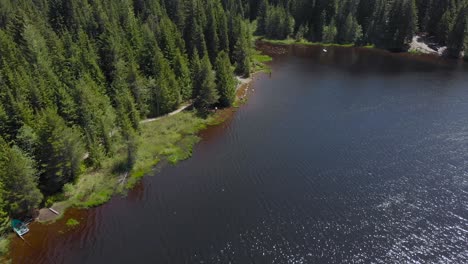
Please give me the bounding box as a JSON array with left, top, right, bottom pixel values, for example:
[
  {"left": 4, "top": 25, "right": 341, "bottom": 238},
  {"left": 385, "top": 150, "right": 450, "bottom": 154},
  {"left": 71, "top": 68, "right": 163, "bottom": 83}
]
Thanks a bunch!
[{"left": 127, "top": 180, "right": 145, "bottom": 203}]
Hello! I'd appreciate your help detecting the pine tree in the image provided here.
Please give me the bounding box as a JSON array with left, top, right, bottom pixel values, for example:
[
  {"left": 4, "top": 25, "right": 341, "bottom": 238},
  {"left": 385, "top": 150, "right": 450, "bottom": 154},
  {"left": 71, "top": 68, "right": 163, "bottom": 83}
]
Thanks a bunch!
[
  {"left": 74, "top": 75, "right": 116, "bottom": 165},
  {"left": 256, "top": 0, "right": 268, "bottom": 35},
  {"left": 295, "top": 24, "right": 309, "bottom": 41},
  {"left": 35, "top": 109, "right": 85, "bottom": 194},
  {"left": 205, "top": 1, "right": 219, "bottom": 63},
  {"left": 215, "top": 51, "right": 236, "bottom": 107},
  {"left": 216, "top": 3, "right": 230, "bottom": 52},
  {"left": 233, "top": 20, "right": 251, "bottom": 77},
  {"left": 149, "top": 50, "right": 181, "bottom": 116},
  {"left": 437, "top": 9, "right": 454, "bottom": 45},
  {"left": 0, "top": 137, "right": 42, "bottom": 216},
  {"left": 357, "top": 0, "right": 377, "bottom": 37},
  {"left": 184, "top": 0, "right": 208, "bottom": 58},
  {"left": 341, "top": 14, "right": 363, "bottom": 44},
  {"left": 323, "top": 19, "right": 337, "bottom": 43},
  {"left": 174, "top": 51, "right": 193, "bottom": 101},
  {"left": 447, "top": 7, "right": 467, "bottom": 58},
  {"left": 383, "top": 0, "right": 418, "bottom": 51},
  {"left": 0, "top": 0, "right": 13, "bottom": 28},
  {"left": 0, "top": 182, "right": 9, "bottom": 234},
  {"left": 264, "top": 5, "right": 295, "bottom": 39},
  {"left": 191, "top": 48, "right": 203, "bottom": 98},
  {"left": 163, "top": 0, "right": 185, "bottom": 29},
  {"left": 196, "top": 54, "right": 219, "bottom": 111},
  {"left": 0, "top": 104, "right": 8, "bottom": 140},
  {"left": 111, "top": 59, "right": 141, "bottom": 128},
  {"left": 15, "top": 125, "right": 38, "bottom": 155}
]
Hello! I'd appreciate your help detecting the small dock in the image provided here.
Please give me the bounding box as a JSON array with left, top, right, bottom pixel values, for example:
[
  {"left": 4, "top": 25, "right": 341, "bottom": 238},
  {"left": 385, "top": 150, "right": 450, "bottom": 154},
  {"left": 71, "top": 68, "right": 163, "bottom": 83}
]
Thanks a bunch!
[{"left": 48, "top": 208, "right": 60, "bottom": 215}]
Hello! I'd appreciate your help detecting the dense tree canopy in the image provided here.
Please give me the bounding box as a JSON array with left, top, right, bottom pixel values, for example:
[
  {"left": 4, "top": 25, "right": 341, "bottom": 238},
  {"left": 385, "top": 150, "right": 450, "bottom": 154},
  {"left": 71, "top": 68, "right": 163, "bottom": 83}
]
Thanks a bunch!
[
  {"left": 0, "top": 0, "right": 251, "bottom": 228},
  {"left": 252, "top": 0, "right": 468, "bottom": 54},
  {"left": 215, "top": 51, "right": 236, "bottom": 107}
]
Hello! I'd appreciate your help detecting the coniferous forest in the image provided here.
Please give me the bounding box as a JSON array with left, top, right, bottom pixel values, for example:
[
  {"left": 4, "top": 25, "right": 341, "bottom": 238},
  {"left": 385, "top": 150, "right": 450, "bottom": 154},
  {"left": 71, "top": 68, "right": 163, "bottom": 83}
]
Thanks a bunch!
[
  {"left": 253, "top": 0, "right": 468, "bottom": 56},
  {"left": 0, "top": 0, "right": 251, "bottom": 233},
  {"left": 0, "top": 0, "right": 467, "bottom": 235}
]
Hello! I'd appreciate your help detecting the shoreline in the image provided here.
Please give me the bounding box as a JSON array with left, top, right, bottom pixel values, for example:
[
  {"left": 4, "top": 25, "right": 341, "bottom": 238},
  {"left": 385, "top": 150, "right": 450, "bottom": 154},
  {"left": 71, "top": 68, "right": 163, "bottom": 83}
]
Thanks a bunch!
[
  {"left": 2, "top": 72, "right": 261, "bottom": 262},
  {"left": 259, "top": 37, "right": 465, "bottom": 59},
  {"left": 260, "top": 38, "right": 358, "bottom": 48},
  {"left": 408, "top": 35, "right": 446, "bottom": 56},
  {"left": 34, "top": 102, "right": 197, "bottom": 224},
  {"left": 37, "top": 76, "right": 257, "bottom": 223}
]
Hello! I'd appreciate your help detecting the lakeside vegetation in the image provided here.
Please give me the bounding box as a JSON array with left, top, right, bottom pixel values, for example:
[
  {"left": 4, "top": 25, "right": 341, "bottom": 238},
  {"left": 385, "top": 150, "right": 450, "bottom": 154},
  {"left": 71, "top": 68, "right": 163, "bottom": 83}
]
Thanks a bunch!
[
  {"left": 5, "top": 0, "right": 468, "bottom": 257},
  {"left": 65, "top": 218, "right": 79, "bottom": 228},
  {"left": 0, "top": 237, "right": 9, "bottom": 258},
  {"left": 261, "top": 38, "right": 355, "bottom": 48},
  {"left": 126, "top": 111, "right": 212, "bottom": 188},
  {"left": 252, "top": 50, "right": 273, "bottom": 73},
  {"left": 0, "top": 0, "right": 257, "bottom": 254},
  {"left": 0, "top": 108, "right": 231, "bottom": 258},
  {"left": 40, "top": 111, "right": 214, "bottom": 211},
  {"left": 251, "top": 0, "right": 468, "bottom": 57}
]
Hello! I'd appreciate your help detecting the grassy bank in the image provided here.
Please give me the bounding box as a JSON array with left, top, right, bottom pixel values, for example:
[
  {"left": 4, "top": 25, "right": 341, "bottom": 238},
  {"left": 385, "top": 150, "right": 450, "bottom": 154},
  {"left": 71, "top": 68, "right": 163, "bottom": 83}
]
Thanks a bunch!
[
  {"left": 2, "top": 50, "right": 267, "bottom": 259},
  {"left": 252, "top": 49, "right": 273, "bottom": 73},
  {"left": 37, "top": 107, "right": 240, "bottom": 218},
  {"left": 408, "top": 49, "right": 425, "bottom": 55},
  {"left": 13, "top": 54, "right": 265, "bottom": 222},
  {"left": 60, "top": 111, "right": 212, "bottom": 210},
  {"left": 25, "top": 109, "right": 215, "bottom": 226},
  {"left": 0, "top": 110, "right": 225, "bottom": 259},
  {"left": 126, "top": 112, "right": 212, "bottom": 188}
]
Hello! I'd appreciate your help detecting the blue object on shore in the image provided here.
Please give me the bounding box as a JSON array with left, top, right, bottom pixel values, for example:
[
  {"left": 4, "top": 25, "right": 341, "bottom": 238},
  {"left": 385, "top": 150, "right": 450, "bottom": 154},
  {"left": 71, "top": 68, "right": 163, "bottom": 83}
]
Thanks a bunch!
[{"left": 11, "top": 219, "right": 29, "bottom": 237}]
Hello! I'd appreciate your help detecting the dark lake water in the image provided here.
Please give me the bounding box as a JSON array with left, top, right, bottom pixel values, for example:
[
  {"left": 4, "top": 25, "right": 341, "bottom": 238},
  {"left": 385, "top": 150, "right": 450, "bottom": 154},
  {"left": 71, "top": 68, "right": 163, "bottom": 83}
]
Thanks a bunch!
[{"left": 11, "top": 45, "right": 468, "bottom": 263}]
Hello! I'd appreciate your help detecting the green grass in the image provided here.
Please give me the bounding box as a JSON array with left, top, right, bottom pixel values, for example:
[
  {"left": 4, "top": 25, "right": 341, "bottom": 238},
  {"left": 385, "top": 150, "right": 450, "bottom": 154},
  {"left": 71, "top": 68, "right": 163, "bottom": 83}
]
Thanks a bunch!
[
  {"left": 66, "top": 218, "right": 79, "bottom": 228},
  {"left": 44, "top": 192, "right": 67, "bottom": 208},
  {"left": 362, "top": 44, "right": 376, "bottom": 49},
  {"left": 261, "top": 38, "right": 362, "bottom": 48},
  {"left": 63, "top": 169, "right": 117, "bottom": 208},
  {"left": 127, "top": 111, "right": 210, "bottom": 189},
  {"left": 408, "top": 49, "right": 424, "bottom": 55},
  {"left": 52, "top": 110, "right": 212, "bottom": 209},
  {"left": 82, "top": 189, "right": 114, "bottom": 208},
  {"left": 233, "top": 97, "right": 248, "bottom": 108},
  {"left": 251, "top": 49, "right": 273, "bottom": 74},
  {"left": 0, "top": 236, "right": 10, "bottom": 258},
  {"left": 261, "top": 38, "right": 356, "bottom": 48},
  {"left": 252, "top": 54, "right": 273, "bottom": 63}
]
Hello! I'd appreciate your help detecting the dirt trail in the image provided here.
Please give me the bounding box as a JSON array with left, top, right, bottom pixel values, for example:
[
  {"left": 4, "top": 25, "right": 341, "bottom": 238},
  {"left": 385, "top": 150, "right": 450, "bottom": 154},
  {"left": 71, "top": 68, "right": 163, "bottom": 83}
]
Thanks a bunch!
[{"left": 140, "top": 103, "right": 192, "bottom": 124}]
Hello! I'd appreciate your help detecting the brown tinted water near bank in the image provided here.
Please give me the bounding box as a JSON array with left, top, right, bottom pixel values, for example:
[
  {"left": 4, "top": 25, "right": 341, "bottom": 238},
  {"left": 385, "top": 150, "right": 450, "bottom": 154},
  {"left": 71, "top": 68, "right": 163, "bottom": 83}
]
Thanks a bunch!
[{"left": 10, "top": 44, "right": 468, "bottom": 263}]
